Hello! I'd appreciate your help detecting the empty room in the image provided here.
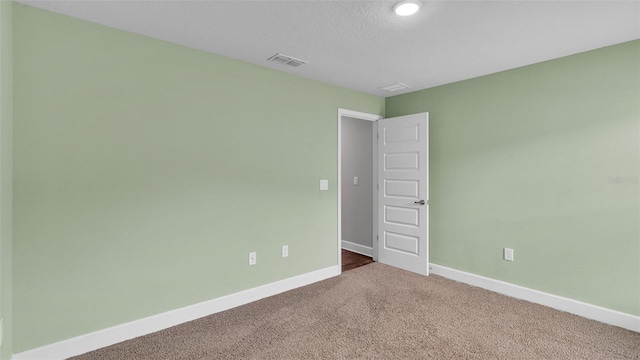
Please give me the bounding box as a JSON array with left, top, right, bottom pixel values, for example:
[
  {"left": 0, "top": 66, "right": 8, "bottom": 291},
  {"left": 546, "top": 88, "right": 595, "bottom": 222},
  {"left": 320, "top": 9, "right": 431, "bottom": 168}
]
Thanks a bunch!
[{"left": 0, "top": 0, "right": 638, "bottom": 359}]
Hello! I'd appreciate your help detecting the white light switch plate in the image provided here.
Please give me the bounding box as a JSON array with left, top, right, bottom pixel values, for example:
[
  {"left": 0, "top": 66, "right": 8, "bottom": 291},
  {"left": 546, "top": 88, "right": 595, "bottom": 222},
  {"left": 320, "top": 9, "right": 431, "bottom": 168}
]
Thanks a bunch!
[
  {"left": 320, "top": 179, "right": 329, "bottom": 190},
  {"left": 353, "top": 176, "right": 359, "bottom": 186},
  {"left": 504, "top": 248, "right": 514, "bottom": 261}
]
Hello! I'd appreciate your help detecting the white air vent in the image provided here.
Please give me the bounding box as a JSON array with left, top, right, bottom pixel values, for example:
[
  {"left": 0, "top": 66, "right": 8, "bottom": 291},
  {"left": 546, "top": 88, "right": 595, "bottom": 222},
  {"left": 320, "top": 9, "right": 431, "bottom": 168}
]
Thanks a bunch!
[
  {"left": 267, "top": 53, "right": 308, "bottom": 67},
  {"left": 378, "top": 83, "right": 411, "bottom": 92}
]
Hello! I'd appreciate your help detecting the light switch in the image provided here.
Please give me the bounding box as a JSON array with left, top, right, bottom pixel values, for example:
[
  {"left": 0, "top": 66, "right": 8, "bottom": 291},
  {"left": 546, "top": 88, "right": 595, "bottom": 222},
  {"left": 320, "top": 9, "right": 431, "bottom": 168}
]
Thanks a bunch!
[
  {"left": 320, "top": 179, "right": 329, "bottom": 191},
  {"left": 353, "top": 176, "right": 359, "bottom": 186}
]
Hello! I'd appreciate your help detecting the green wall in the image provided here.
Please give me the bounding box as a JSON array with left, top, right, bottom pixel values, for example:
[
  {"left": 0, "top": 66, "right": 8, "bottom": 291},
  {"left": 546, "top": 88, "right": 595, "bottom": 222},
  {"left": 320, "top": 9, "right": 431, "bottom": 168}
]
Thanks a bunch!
[
  {"left": 0, "top": 0, "right": 13, "bottom": 359},
  {"left": 12, "top": 3, "right": 383, "bottom": 353},
  {"left": 386, "top": 40, "right": 640, "bottom": 316}
]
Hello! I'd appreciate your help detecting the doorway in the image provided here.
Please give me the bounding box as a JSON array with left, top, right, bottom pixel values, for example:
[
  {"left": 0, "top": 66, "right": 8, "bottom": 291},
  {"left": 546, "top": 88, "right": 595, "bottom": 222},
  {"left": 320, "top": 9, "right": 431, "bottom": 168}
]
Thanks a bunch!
[
  {"left": 337, "top": 109, "right": 381, "bottom": 271},
  {"left": 338, "top": 109, "right": 430, "bottom": 275}
]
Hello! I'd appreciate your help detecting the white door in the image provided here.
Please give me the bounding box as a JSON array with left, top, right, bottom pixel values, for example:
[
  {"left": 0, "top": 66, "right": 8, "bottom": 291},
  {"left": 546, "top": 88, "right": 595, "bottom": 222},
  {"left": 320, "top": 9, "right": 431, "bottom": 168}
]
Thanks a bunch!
[{"left": 377, "top": 113, "right": 429, "bottom": 276}]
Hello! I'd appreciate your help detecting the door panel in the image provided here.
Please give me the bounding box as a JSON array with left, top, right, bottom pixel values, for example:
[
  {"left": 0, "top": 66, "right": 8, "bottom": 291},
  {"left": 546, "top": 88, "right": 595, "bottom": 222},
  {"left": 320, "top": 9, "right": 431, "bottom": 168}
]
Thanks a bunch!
[
  {"left": 384, "top": 231, "right": 419, "bottom": 255},
  {"left": 377, "top": 113, "right": 429, "bottom": 275},
  {"left": 384, "top": 180, "right": 419, "bottom": 198},
  {"left": 384, "top": 152, "right": 419, "bottom": 170},
  {"left": 384, "top": 206, "right": 419, "bottom": 227}
]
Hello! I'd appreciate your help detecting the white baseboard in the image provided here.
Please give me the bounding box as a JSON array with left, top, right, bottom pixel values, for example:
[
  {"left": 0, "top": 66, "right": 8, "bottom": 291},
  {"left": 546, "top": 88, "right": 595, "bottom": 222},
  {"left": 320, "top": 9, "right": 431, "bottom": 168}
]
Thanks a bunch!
[
  {"left": 341, "top": 240, "right": 373, "bottom": 257},
  {"left": 430, "top": 264, "right": 640, "bottom": 333},
  {"left": 13, "top": 265, "right": 341, "bottom": 360}
]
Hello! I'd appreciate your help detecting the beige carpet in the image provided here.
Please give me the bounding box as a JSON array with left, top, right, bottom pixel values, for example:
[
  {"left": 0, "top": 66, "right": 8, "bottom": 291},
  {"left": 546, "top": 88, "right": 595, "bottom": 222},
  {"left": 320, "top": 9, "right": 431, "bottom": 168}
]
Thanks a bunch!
[{"left": 71, "top": 263, "right": 640, "bottom": 359}]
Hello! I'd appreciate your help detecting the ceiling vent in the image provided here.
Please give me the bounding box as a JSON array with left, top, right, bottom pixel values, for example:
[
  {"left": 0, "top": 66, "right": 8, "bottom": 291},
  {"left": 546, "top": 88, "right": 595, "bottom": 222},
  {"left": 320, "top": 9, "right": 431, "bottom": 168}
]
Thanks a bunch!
[
  {"left": 267, "top": 53, "right": 308, "bottom": 68},
  {"left": 378, "top": 83, "right": 411, "bottom": 92}
]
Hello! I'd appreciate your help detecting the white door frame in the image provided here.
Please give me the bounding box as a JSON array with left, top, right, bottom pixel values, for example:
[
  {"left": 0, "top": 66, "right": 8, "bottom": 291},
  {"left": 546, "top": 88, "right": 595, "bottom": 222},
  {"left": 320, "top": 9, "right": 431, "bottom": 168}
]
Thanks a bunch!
[{"left": 337, "top": 108, "right": 382, "bottom": 271}]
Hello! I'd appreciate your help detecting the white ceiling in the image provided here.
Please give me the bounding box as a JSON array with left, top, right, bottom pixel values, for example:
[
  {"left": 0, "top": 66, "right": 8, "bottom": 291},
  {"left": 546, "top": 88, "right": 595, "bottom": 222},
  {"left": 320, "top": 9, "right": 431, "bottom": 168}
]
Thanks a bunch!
[{"left": 17, "top": 0, "right": 640, "bottom": 97}]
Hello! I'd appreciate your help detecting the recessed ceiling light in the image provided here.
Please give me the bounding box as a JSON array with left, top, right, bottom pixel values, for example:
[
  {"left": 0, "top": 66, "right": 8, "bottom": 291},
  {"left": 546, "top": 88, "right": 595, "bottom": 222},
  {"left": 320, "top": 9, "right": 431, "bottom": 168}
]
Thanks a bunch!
[{"left": 393, "top": 0, "right": 421, "bottom": 16}]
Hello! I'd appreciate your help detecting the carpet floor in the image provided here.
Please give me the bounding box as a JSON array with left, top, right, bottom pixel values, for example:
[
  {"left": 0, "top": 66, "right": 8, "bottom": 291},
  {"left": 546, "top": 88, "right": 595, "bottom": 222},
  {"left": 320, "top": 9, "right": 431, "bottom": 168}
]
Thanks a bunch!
[{"left": 71, "top": 263, "right": 640, "bottom": 359}]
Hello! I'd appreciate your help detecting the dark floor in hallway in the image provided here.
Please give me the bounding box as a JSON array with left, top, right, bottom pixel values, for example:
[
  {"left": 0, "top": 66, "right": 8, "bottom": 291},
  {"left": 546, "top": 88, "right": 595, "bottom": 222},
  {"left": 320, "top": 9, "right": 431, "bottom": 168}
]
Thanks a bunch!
[{"left": 341, "top": 249, "right": 373, "bottom": 272}]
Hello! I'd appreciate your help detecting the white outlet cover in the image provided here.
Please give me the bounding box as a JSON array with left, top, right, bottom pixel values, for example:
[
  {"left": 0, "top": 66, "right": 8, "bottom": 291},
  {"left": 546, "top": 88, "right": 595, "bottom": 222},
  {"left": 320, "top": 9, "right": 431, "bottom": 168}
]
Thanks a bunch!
[
  {"left": 353, "top": 176, "right": 359, "bottom": 186},
  {"left": 248, "top": 252, "right": 257, "bottom": 265},
  {"left": 320, "top": 179, "right": 329, "bottom": 190}
]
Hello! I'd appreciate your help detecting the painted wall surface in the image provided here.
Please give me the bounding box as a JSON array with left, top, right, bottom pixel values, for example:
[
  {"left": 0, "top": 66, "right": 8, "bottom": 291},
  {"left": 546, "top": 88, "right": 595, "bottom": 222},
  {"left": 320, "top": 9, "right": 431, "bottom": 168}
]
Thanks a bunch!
[
  {"left": 386, "top": 40, "right": 640, "bottom": 316},
  {"left": 341, "top": 117, "right": 373, "bottom": 248},
  {"left": 0, "top": 0, "right": 13, "bottom": 359},
  {"left": 12, "top": 4, "right": 384, "bottom": 352}
]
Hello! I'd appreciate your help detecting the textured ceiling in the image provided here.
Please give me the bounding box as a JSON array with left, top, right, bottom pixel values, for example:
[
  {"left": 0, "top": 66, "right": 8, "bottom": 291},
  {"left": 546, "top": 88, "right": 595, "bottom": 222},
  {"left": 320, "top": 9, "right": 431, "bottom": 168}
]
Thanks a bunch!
[{"left": 17, "top": 0, "right": 640, "bottom": 97}]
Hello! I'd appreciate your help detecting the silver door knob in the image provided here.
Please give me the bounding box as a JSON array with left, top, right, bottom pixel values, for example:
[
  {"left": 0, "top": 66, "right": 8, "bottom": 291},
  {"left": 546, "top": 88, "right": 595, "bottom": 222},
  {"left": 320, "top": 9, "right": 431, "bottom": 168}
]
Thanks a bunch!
[{"left": 414, "top": 200, "right": 426, "bottom": 205}]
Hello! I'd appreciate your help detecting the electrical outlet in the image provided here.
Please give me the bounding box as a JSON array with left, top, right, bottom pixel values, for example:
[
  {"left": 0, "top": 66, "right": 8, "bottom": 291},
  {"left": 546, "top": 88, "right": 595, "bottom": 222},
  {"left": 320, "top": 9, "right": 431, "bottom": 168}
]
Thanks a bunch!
[
  {"left": 248, "top": 252, "right": 257, "bottom": 266},
  {"left": 353, "top": 176, "right": 359, "bottom": 186},
  {"left": 319, "top": 179, "right": 329, "bottom": 191},
  {"left": 504, "top": 248, "right": 514, "bottom": 262},
  {"left": 282, "top": 245, "right": 289, "bottom": 258}
]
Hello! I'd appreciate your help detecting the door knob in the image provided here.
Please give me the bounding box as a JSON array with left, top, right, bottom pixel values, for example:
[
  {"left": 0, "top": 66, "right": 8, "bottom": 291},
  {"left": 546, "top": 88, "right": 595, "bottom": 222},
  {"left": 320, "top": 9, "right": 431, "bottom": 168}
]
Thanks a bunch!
[{"left": 414, "top": 200, "right": 426, "bottom": 205}]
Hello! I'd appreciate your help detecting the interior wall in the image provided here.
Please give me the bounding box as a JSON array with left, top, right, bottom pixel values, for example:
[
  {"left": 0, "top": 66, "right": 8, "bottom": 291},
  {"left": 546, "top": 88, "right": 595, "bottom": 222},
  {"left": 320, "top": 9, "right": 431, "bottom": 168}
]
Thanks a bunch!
[
  {"left": 0, "top": 0, "right": 13, "bottom": 358},
  {"left": 341, "top": 116, "right": 373, "bottom": 250},
  {"left": 386, "top": 40, "right": 640, "bottom": 316},
  {"left": 12, "top": 3, "right": 384, "bottom": 353}
]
